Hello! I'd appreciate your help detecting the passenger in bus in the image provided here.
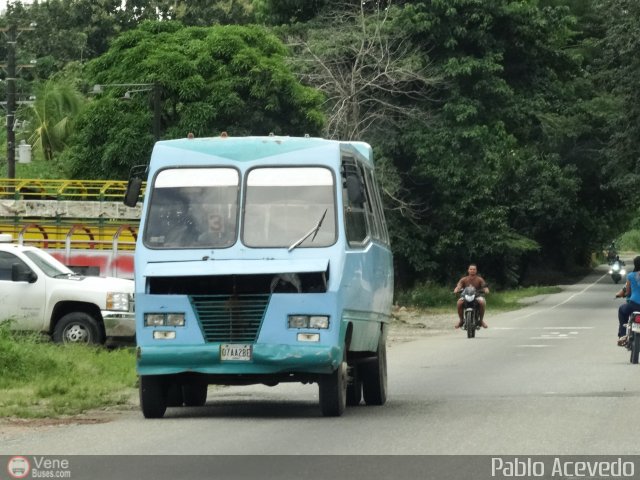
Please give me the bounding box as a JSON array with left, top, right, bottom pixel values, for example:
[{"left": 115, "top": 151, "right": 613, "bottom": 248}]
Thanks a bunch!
[{"left": 197, "top": 212, "right": 234, "bottom": 247}]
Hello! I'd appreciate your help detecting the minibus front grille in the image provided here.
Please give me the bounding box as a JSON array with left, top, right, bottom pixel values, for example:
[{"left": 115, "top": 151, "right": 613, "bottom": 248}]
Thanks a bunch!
[{"left": 189, "top": 294, "right": 270, "bottom": 343}]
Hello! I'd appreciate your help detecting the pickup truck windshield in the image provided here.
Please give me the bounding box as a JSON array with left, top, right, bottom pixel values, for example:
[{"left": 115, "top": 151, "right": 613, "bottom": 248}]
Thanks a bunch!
[
  {"left": 243, "top": 167, "right": 336, "bottom": 248},
  {"left": 23, "top": 249, "right": 74, "bottom": 277}
]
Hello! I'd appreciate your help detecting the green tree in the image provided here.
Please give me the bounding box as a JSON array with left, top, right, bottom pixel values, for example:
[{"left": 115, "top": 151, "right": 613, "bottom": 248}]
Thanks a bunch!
[
  {"left": 18, "top": 77, "right": 85, "bottom": 162},
  {"left": 62, "top": 21, "right": 324, "bottom": 179},
  {"left": 254, "top": 0, "right": 329, "bottom": 25},
  {"left": 378, "top": 0, "right": 598, "bottom": 285}
]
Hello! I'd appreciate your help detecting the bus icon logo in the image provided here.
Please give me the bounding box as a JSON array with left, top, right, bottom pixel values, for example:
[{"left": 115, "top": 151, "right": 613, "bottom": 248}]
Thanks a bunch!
[{"left": 7, "top": 456, "right": 30, "bottom": 478}]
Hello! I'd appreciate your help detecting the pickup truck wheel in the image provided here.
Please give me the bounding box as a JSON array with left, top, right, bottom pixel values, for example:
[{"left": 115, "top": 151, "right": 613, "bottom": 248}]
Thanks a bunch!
[{"left": 53, "top": 312, "right": 104, "bottom": 345}]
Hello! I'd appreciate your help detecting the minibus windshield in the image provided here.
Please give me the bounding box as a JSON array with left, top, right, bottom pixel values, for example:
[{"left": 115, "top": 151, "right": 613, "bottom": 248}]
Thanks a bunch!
[
  {"left": 243, "top": 167, "right": 336, "bottom": 248},
  {"left": 143, "top": 168, "right": 240, "bottom": 248}
]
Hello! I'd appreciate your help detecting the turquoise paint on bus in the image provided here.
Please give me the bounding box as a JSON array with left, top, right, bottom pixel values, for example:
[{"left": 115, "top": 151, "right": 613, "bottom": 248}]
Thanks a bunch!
[{"left": 130, "top": 135, "right": 393, "bottom": 418}]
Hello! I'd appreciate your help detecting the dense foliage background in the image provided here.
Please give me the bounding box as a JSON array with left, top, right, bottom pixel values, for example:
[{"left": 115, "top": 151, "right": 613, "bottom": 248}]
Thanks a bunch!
[{"left": 0, "top": 0, "right": 638, "bottom": 288}]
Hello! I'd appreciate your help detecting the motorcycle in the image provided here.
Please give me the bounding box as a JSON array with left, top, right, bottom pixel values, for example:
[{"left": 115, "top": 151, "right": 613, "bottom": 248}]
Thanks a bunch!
[
  {"left": 609, "top": 260, "right": 626, "bottom": 284},
  {"left": 621, "top": 311, "right": 640, "bottom": 364},
  {"left": 460, "top": 286, "right": 482, "bottom": 338}
]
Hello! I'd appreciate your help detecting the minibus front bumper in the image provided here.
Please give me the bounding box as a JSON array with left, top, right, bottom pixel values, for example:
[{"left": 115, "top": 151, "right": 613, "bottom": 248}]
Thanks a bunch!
[{"left": 136, "top": 343, "right": 342, "bottom": 376}]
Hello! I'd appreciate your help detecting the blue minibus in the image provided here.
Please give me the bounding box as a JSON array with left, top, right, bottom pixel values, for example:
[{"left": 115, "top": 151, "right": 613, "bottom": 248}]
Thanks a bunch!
[{"left": 125, "top": 135, "right": 393, "bottom": 417}]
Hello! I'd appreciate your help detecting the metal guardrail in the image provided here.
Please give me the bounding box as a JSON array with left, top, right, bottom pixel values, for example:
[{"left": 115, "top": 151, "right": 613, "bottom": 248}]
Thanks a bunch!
[
  {"left": 1, "top": 221, "right": 138, "bottom": 251},
  {"left": 0, "top": 178, "right": 146, "bottom": 201}
]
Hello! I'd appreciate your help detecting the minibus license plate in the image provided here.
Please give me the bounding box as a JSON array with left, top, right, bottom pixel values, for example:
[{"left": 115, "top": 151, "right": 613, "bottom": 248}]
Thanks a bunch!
[{"left": 220, "top": 344, "right": 252, "bottom": 361}]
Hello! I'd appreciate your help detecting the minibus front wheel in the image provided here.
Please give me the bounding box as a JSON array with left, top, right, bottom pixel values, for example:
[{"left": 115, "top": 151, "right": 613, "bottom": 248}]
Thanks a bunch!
[
  {"left": 139, "top": 375, "right": 168, "bottom": 419},
  {"left": 318, "top": 348, "right": 348, "bottom": 417}
]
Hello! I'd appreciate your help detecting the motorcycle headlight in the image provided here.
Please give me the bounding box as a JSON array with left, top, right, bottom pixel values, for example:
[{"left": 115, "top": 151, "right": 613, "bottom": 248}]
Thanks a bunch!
[
  {"left": 464, "top": 294, "right": 475, "bottom": 302},
  {"left": 621, "top": 269, "right": 627, "bottom": 275}
]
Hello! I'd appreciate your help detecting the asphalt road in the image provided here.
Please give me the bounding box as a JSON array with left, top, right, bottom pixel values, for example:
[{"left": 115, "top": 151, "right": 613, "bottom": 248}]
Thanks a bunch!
[{"left": 1, "top": 265, "right": 637, "bottom": 478}]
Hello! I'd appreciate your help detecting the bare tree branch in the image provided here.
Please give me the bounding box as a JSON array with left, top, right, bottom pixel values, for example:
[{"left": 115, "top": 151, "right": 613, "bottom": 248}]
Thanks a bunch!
[{"left": 286, "top": 0, "right": 442, "bottom": 141}]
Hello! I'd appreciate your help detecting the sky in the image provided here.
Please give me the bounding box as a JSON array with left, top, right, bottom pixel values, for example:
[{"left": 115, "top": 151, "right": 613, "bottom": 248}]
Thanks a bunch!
[{"left": 0, "top": 1, "right": 35, "bottom": 15}]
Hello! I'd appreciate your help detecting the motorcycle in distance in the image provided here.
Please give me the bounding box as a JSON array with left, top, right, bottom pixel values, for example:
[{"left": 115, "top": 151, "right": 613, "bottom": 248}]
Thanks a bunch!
[
  {"left": 609, "top": 260, "right": 626, "bottom": 284},
  {"left": 459, "top": 286, "right": 483, "bottom": 338}
]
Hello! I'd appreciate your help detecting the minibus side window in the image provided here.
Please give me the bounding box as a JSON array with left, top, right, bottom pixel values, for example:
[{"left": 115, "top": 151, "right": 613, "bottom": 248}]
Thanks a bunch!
[
  {"left": 342, "top": 157, "right": 369, "bottom": 247},
  {"left": 364, "top": 168, "right": 389, "bottom": 245}
]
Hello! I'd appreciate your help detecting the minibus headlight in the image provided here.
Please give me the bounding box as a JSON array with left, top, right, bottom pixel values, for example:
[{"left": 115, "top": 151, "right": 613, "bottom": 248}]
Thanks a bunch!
[
  {"left": 165, "top": 313, "right": 186, "bottom": 326},
  {"left": 288, "top": 315, "right": 330, "bottom": 329},
  {"left": 309, "top": 316, "right": 330, "bottom": 329},
  {"left": 145, "top": 313, "right": 165, "bottom": 327},
  {"left": 106, "top": 292, "right": 131, "bottom": 311},
  {"left": 288, "top": 315, "right": 308, "bottom": 329},
  {"left": 144, "top": 313, "right": 186, "bottom": 327}
]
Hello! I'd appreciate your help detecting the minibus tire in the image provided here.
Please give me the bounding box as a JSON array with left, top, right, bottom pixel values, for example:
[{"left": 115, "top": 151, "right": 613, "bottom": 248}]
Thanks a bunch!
[
  {"left": 346, "top": 363, "right": 362, "bottom": 406},
  {"left": 183, "top": 382, "right": 208, "bottom": 407},
  {"left": 318, "top": 351, "right": 347, "bottom": 417},
  {"left": 362, "top": 337, "right": 387, "bottom": 406},
  {"left": 139, "top": 375, "right": 168, "bottom": 419},
  {"left": 166, "top": 382, "right": 184, "bottom": 407}
]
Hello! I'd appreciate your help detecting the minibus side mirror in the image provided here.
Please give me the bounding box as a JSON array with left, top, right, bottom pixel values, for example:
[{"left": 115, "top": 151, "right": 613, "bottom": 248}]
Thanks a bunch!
[{"left": 124, "top": 177, "right": 143, "bottom": 207}]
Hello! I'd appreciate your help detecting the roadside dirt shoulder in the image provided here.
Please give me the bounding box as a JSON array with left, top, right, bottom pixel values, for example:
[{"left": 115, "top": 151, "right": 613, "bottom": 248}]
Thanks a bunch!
[{"left": 388, "top": 306, "right": 457, "bottom": 345}]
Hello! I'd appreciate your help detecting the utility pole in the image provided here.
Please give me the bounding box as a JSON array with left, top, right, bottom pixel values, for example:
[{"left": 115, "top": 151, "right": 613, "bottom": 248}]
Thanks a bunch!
[
  {"left": 0, "top": 5, "right": 35, "bottom": 179},
  {"left": 152, "top": 82, "right": 161, "bottom": 141},
  {"left": 5, "top": 22, "right": 16, "bottom": 179}
]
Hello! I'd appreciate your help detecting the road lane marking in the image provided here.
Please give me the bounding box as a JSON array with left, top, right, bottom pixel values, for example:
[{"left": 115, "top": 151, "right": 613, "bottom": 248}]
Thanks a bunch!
[
  {"left": 529, "top": 336, "right": 575, "bottom": 340},
  {"left": 493, "top": 326, "right": 594, "bottom": 330},
  {"left": 542, "top": 326, "right": 594, "bottom": 330},
  {"left": 510, "top": 272, "right": 609, "bottom": 321}
]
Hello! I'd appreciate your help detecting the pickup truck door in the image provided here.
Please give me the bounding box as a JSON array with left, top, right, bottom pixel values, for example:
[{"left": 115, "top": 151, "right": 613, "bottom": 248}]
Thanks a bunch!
[{"left": 0, "top": 251, "right": 46, "bottom": 331}]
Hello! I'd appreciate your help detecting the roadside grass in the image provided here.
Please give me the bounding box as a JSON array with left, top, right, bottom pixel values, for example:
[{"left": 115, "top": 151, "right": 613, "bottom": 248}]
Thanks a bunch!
[
  {"left": 395, "top": 282, "right": 562, "bottom": 313},
  {"left": 0, "top": 325, "right": 136, "bottom": 419}
]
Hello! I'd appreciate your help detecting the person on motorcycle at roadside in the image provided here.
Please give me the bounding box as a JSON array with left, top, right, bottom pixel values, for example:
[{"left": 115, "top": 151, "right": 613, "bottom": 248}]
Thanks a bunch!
[
  {"left": 615, "top": 256, "right": 640, "bottom": 346},
  {"left": 453, "top": 263, "right": 490, "bottom": 329}
]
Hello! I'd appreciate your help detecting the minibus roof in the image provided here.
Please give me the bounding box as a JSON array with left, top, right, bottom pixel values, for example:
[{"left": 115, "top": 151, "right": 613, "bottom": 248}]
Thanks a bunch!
[{"left": 151, "top": 135, "right": 373, "bottom": 167}]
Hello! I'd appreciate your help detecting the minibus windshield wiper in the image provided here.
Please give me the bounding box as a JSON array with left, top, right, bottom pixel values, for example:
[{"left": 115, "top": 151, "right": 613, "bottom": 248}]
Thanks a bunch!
[{"left": 288, "top": 209, "right": 327, "bottom": 252}]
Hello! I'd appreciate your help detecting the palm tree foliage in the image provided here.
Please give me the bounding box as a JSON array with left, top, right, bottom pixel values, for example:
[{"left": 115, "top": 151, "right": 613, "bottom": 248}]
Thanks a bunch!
[{"left": 18, "top": 79, "right": 85, "bottom": 162}]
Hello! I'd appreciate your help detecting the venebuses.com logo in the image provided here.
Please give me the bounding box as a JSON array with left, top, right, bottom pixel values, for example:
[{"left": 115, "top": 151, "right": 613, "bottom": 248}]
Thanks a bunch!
[
  {"left": 6, "top": 455, "right": 72, "bottom": 478},
  {"left": 7, "top": 456, "right": 30, "bottom": 479}
]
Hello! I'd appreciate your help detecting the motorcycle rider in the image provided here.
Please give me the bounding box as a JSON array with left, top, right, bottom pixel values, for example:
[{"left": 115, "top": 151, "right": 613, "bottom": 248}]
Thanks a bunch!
[
  {"left": 454, "top": 263, "right": 489, "bottom": 329},
  {"left": 615, "top": 256, "right": 640, "bottom": 346}
]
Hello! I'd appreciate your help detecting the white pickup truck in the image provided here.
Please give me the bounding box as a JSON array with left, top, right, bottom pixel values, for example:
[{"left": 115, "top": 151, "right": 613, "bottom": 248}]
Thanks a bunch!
[{"left": 0, "top": 234, "right": 134, "bottom": 345}]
